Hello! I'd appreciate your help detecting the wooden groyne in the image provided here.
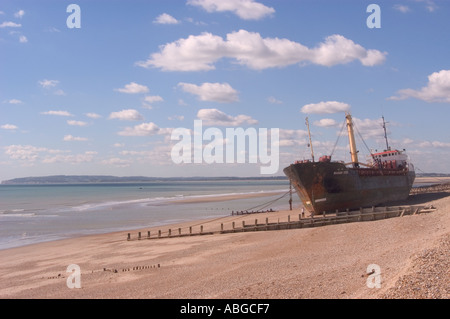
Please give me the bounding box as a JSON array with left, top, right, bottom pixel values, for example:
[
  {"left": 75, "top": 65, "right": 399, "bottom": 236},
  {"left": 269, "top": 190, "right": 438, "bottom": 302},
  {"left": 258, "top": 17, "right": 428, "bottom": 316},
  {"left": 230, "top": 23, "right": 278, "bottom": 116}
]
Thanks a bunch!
[
  {"left": 126, "top": 204, "right": 436, "bottom": 241},
  {"left": 410, "top": 182, "right": 450, "bottom": 195}
]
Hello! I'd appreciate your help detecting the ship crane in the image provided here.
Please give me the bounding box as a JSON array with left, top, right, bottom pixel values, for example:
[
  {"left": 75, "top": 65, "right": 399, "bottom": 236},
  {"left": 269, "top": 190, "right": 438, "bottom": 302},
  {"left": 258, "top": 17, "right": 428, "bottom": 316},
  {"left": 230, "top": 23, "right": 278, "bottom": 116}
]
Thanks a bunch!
[{"left": 345, "top": 113, "right": 360, "bottom": 168}]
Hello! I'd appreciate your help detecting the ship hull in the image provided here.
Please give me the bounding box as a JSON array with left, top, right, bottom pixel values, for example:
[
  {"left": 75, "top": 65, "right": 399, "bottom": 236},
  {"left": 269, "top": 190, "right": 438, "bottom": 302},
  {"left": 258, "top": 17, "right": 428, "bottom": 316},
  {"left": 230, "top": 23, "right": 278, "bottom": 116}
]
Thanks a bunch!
[{"left": 284, "top": 162, "right": 415, "bottom": 214}]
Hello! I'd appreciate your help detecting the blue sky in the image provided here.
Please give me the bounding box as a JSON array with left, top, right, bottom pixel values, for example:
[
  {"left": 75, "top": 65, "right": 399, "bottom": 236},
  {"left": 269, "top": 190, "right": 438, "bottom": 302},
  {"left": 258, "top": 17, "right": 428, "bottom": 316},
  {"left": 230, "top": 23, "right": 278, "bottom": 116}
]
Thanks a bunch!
[{"left": 1, "top": 0, "right": 450, "bottom": 180}]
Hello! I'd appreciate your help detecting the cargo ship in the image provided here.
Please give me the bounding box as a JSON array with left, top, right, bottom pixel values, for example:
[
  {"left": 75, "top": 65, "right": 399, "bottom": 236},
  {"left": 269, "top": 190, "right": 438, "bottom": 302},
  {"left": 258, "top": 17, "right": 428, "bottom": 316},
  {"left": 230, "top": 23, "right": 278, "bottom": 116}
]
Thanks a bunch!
[{"left": 283, "top": 113, "right": 415, "bottom": 214}]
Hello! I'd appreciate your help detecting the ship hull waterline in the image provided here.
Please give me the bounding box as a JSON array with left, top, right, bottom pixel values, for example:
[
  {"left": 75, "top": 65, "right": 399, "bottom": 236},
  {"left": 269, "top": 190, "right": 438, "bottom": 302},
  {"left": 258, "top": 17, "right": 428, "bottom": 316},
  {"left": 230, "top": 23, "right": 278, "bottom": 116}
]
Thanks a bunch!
[{"left": 284, "top": 161, "right": 416, "bottom": 214}]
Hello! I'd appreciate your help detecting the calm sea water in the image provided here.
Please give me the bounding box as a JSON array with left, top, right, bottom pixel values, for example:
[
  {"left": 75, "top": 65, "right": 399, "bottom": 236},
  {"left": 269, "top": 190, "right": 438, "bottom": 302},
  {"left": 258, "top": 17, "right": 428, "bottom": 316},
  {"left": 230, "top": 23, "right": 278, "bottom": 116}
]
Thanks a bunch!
[{"left": 0, "top": 180, "right": 296, "bottom": 250}]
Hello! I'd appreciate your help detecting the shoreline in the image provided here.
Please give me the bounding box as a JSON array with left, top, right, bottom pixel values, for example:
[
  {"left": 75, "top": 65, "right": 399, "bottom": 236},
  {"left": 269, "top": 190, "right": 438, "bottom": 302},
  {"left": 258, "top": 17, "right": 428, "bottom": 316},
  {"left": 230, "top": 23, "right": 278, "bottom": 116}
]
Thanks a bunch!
[
  {"left": 0, "top": 189, "right": 292, "bottom": 251},
  {"left": 0, "top": 188, "right": 448, "bottom": 298}
]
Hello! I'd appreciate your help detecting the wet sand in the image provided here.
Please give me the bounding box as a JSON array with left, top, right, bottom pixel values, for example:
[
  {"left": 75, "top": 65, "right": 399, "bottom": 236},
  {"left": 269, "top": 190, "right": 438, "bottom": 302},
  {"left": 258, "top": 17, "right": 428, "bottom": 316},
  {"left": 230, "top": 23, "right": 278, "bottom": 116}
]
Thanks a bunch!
[{"left": 0, "top": 186, "right": 448, "bottom": 299}]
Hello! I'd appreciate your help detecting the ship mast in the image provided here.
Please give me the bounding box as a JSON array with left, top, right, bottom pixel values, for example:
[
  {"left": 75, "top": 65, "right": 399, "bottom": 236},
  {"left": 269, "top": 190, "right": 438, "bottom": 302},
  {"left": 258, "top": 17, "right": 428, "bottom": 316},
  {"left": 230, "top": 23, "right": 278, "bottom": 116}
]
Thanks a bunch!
[
  {"left": 305, "top": 117, "right": 315, "bottom": 162},
  {"left": 345, "top": 113, "right": 359, "bottom": 168},
  {"left": 382, "top": 115, "right": 390, "bottom": 151}
]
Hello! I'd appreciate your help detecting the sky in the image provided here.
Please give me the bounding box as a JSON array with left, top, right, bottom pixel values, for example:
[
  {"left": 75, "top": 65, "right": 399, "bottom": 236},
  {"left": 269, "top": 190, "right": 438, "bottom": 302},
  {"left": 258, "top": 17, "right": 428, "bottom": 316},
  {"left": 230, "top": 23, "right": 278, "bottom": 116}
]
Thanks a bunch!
[{"left": 1, "top": 0, "right": 450, "bottom": 181}]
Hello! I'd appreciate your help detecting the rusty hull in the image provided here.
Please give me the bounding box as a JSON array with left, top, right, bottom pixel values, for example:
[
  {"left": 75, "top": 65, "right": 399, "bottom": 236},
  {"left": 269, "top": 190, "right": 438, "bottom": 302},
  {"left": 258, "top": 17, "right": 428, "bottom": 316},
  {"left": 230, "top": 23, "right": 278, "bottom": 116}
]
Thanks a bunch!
[{"left": 284, "top": 161, "right": 416, "bottom": 214}]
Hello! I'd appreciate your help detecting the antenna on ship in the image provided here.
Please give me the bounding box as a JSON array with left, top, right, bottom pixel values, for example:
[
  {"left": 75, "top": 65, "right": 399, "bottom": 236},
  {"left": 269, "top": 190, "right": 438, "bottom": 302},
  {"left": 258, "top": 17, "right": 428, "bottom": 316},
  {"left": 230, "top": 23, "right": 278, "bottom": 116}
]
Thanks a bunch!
[
  {"left": 382, "top": 115, "right": 390, "bottom": 151},
  {"left": 305, "top": 117, "right": 315, "bottom": 162}
]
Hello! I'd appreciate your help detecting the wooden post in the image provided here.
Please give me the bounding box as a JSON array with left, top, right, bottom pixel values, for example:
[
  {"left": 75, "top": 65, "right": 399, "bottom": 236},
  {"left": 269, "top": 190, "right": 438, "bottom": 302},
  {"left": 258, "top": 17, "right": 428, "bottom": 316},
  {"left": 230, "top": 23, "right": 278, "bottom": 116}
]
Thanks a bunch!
[
  {"left": 138, "top": 232, "right": 141, "bottom": 240},
  {"left": 147, "top": 231, "right": 151, "bottom": 238},
  {"left": 232, "top": 222, "right": 235, "bottom": 229},
  {"left": 242, "top": 221, "right": 245, "bottom": 228},
  {"left": 200, "top": 225, "right": 203, "bottom": 233},
  {"left": 178, "top": 228, "right": 181, "bottom": 235},
  {"left": 127, "top": 233, "right": 131, "bottom": 241},
  {"left": 168, "top": 229, "right": 171, "bottom": 237},
  {"left": 158, "top": 230, "right": 161, "bottom": 238},
  {"left": 189, "top": 226, "right": 192, "bottom": 234},
  {"left": 221, "top": 223, "right": 224, "bottom": 232}
]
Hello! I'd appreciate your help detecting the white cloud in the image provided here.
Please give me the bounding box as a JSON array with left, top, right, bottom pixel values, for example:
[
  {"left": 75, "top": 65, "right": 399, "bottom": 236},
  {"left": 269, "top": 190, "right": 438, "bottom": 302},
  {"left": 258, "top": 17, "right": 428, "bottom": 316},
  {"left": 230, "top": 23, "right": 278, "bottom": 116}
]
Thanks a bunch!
[
  {"left": 19, "top": 35, "right": 27, "bottom": 43},
  {"left": 417, "top": 140, "right": 450, "bottom": 148},
  {"left": 14, "top": 10, "right": 25, "bottom": 18},
  {"left": 1, "top": 124, "right": 18, "bottom": 130},
  {"left": 0, "top": 21, "right": 21, "bottom": 28},
  {"left": 154, "top": 13, "right": 180, "bottom": 24},
  {"left": 168, "top": 115, "right": 185, "bottom": 121},
  {"left": 178, "top": 82, "right": 239, "bottom": 103},
  {"left": 118, "top": 122, "right": 161, "bottom": 136},
  {"left": 417, "top": 0, "right": 438, "bottom": 12},
  {"left": 101, "top": 157, "right": 132, "bottom": 167},
  {"left": 67, "top": 120, "right": 88, "bottom": 126},
  {"left": 42, "top": 151, "right": 97, "bottom": 164},
  {"left": 85, "top": 113, "right": 102, "bottom": 119},
  {"left": 313, "top": 119, "right": 338, "bottom": 127},
  {"left": 38, "top": 79, "right": 65, "bottom": 95},
  {"left": 352, "top": 117, "right": 385, "bottom": 139},
  {"left": 268, "top": 96, "right": 283, "bottom": 104},
  {"left": 41, "top": 110, "right": 74, "bottom": 117},
  {"left": 38, "top": 79, "right": 59, "bottom": 88},
  {"left": 393, "top": 4, "right": 411, "bottom": 13},
  {"left": 144, "top": 95, "right": 164, "bottom": 103},
  {"left": 187, "top": 0, "right": 275, "bottom": 20},
  {"left": 197, "top": 108, "right": 258, "bottom": 126},
  {"left": 4, "top": 145, "right": 48, "bottom": 162},
  {"left": 310, "top": 34, "right": 387, "bottom": 67},
  {"left": 6, "top": 99, "right": 23, "bottom": 104},
  {"left": 301, "top": 101, "right": 351, "bottom": 114},
  {"left": 137, "top": 30, "right": 386, "bottom": 72},
  {"left": 278, "top": 129, "right": 309, "bottom": 147},
  {"left": 109, "top": 109, "right": 143, "bottom": 121},
  {"left": 388, "top": 70, "right": 450, "bottom": 103},
  {"left": 115, "top": 82, "right": 149, "bottom": 94},
  {"left": 63, "top": 135, "right": 88, "bottom": 142},
  {"left": 4, "top": 145, "right": 95, "bottom": 165}
]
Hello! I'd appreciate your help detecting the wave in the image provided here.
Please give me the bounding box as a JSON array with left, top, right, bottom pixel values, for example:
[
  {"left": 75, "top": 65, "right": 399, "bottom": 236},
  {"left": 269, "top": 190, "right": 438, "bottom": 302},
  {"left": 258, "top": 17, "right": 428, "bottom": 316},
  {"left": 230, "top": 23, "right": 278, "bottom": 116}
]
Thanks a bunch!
[{"left": 60, "top": 189, "right": 289, "bottom": 212}]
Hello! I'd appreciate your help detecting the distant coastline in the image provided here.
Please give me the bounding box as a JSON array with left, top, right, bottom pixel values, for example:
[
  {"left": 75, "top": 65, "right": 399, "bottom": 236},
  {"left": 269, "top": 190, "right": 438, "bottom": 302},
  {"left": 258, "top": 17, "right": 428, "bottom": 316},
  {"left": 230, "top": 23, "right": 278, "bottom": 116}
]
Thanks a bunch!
[
  {"left": 1, "top": 175, "right": 289, "bottom": 185},
  {"left": 2, "top": 173, "right": 450, "bottom": 185}
]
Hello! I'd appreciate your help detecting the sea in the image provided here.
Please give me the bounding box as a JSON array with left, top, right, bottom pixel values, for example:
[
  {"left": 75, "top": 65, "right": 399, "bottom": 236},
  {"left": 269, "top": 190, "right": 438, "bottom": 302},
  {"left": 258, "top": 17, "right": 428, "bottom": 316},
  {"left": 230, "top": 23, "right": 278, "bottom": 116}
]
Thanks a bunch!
[{"left": 0, "top": 180, "right": 296, "bottom": 250}]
